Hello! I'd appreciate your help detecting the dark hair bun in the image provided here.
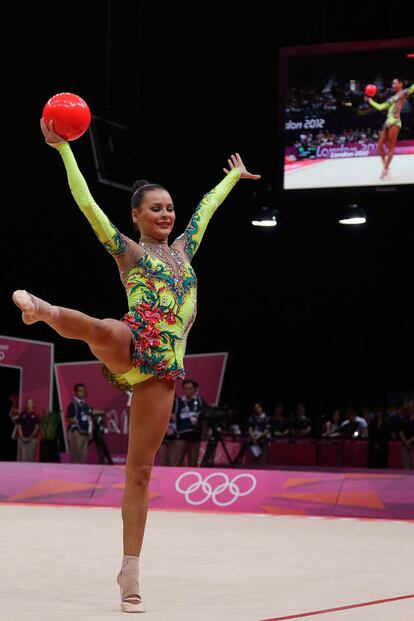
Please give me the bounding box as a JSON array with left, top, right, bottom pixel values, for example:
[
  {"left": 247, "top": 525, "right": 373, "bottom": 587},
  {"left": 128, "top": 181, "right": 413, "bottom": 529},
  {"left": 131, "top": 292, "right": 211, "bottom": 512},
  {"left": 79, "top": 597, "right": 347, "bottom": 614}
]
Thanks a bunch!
[{"left": 132, "top": 179, "right": 150, "bottom": 194}]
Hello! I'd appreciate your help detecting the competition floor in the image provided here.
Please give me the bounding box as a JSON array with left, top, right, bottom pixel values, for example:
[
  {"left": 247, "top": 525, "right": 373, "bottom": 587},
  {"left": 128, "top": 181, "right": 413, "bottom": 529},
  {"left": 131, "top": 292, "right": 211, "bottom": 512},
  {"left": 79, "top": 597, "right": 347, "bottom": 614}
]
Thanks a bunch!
[
  {"left": 1, "top": 503, "right": 414, "bottom": 621},
  {"left": 284, "top": 153, "right": 414, "bottom": 190}
]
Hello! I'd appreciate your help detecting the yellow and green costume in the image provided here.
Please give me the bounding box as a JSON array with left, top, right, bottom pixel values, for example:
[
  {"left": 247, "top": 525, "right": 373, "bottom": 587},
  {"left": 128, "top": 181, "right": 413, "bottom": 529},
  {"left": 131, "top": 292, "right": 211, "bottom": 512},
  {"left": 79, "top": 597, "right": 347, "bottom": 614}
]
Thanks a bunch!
[
  {"left": 369, "top": 84, "right": 414, "bottom": 129},
  {"left": 56, "top": 143, "right": 240, "bottom": 389}
]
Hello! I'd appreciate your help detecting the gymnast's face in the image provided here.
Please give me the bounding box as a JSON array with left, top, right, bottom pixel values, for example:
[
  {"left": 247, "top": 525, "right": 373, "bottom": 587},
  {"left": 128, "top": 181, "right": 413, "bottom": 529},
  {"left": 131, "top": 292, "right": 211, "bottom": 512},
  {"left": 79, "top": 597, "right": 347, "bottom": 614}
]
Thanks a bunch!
[
  {"left": 392, "top": 78, "right": 403, "bottom": 92},
  {"left": 132, "top": 189, "right": 176, "bottom": 241}
]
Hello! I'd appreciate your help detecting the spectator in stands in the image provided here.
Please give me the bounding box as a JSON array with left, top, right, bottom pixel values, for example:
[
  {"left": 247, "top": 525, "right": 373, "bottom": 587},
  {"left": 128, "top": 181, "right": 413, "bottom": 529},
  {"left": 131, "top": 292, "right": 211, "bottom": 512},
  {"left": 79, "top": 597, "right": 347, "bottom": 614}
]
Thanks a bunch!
[
  {"left": 17, "top": 398, "right": 40, "bottom": 462},
  {"left": 270, "top": 403, "right": 289, "bottom": 437},
  {"left": 340, "top": 407, "right": 368, "bottom": 439},
  {"left": 400, "top": 400, "right": 414, "bottom": 469},
  {"left": 170, "top": 380, "right": 207, "bottom": 467},
  {"left": 290, "top": 403, "right": 312, "bottom": 436},
  {"left": 368, "top": 408, "right": 391, "bottom": 468},
  {"left": 245, "top": 402, "right": 272, "bottom": 466},
  {"left": 66, "top": 383, "right": 93, "bottom": 464},
  {"left": 322, "top": 408, "right": 343, "bottom": 437}
]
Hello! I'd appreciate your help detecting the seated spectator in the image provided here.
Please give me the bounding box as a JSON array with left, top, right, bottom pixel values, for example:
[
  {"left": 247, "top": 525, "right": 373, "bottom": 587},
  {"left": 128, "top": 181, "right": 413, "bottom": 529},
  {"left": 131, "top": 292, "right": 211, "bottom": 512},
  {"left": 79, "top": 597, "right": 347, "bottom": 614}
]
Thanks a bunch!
[
  {"left": 270, "top": 403, "right": 289, "bottom": 437},
  {"left": 340, "top": 407, "right": 368, "bottom": 439},
  {"left": 290, "top": 403, "right": 312, "bottom": 437},
  {"left": 245, "top": 402, "right": 271, "bottom": 466},
  {"left": 17, "top": 398, "right": 40, "bottom": 462},
  {"left": 322, "top": 408, "right": 343, "bottom": 437},
  {"left": 368, "top": 408, "right": 391, "bottom": 468}
]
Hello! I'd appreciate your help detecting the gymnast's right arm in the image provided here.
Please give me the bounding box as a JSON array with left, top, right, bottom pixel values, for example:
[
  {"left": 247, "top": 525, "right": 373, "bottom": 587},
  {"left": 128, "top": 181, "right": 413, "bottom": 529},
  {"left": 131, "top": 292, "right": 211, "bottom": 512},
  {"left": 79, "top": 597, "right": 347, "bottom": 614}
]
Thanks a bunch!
[
  {"left": 40, "top": 118, "right": 126, "bottom": 257},
  {"left": 55, "top": 143, "right": 127, "bottom": 256}
]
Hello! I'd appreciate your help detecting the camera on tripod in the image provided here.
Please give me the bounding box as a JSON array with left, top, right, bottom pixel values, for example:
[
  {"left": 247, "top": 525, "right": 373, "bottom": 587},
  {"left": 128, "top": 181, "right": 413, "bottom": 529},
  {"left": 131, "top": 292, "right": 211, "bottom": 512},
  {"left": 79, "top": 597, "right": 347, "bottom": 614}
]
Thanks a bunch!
[{"left": 201, "top": 406, "right": 241, "bottom": 467}]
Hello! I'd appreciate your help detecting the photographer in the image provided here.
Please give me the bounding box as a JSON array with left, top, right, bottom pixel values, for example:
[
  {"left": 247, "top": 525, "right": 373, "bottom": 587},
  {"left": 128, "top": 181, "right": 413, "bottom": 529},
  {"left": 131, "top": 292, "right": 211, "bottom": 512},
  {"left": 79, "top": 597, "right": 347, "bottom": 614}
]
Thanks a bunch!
[
  {"left": 170, "top": 380, "right": 208, "bottom": 467},
  {"left": 66, "top": 383, "right": 93, "bottom": 464}
]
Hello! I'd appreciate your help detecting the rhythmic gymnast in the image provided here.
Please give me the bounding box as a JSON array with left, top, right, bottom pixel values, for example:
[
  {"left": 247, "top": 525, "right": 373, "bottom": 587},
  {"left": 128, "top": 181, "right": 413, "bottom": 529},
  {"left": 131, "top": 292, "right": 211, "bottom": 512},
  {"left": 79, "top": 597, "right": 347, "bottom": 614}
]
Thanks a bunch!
[
  {"left": 12, "top": 118, "right": 260, "bottom": 613},
  {"left": 367, "top": 77, "right": 414, "bottom": 179}
]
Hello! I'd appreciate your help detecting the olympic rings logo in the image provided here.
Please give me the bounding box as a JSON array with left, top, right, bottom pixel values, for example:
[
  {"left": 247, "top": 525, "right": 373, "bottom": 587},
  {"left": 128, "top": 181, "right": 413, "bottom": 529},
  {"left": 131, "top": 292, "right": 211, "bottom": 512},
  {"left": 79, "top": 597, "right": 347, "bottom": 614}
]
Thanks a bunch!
[{"left": 175, "top": 471, "right": 257, "bottom": 507}]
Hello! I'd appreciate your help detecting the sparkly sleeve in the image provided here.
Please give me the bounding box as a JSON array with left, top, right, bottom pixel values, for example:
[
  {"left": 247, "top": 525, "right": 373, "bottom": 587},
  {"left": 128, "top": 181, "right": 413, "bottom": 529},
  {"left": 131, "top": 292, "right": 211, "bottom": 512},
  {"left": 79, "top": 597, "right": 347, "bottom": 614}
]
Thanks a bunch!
[
  {"left": 368, "top": 98, "right": 390, "bottom": 111},
  {"left": 408, "top": 84, "right": 414, "bottom": 95},
  {"left": 173, "top": 167, "right": 240, "bottom": 261},
  {"left": 55, "top": 143, "right": 126, "bottom": 256}
]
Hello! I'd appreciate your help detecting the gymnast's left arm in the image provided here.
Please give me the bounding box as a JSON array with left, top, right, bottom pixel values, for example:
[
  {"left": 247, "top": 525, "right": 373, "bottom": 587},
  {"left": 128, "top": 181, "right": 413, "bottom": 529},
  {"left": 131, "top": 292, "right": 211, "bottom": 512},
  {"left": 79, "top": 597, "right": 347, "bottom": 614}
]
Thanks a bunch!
[
  {"left": 173, "top": 153, "right": 260, "bottom": 261},
  {"left": 40, "top": 118, "right": 127, "bottom": 257}
]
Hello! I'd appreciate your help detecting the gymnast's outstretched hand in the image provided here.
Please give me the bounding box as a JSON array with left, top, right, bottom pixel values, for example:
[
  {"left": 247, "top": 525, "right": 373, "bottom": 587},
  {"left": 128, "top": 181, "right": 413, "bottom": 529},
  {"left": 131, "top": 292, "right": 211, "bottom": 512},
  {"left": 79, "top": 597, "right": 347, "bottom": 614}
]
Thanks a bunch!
[
  {"left": 40, "top": 117, "right": 67, "bottom": 146},
  {"left": 223, "top": 153, "right": 261, "bottom": 180}
]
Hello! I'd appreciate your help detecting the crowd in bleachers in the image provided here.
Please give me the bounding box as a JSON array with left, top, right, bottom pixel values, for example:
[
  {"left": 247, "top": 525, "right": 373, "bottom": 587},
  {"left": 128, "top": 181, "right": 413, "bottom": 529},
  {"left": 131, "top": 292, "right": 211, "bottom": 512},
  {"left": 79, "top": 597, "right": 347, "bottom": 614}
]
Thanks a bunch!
[
  {"left": 235, "top": 399, "right": 414, "bottom": 469},
  {"left": 286, "top": 82, "right": 389, "bottom": 115},
  {"left": 292, "top": 127, "right": 380, "bottom": 150}
]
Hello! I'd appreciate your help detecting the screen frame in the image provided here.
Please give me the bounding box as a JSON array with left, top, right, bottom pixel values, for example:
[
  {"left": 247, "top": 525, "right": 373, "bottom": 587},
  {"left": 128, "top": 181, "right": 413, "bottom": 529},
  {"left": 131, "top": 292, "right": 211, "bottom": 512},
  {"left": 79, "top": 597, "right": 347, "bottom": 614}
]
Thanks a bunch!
[{"left": 276, "top": 36, "right": 414, "bottom": 201}]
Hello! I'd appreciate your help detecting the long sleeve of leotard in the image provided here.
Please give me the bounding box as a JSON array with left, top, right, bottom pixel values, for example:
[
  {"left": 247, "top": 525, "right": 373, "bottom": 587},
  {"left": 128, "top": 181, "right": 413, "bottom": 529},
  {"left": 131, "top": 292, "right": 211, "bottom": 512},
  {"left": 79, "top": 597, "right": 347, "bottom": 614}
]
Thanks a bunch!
[
  {"left": 368, "top": 98, "right": 390, "bottom": 111},
  {"left": 407, "top": 84, "right": 414, "bottom": 95},
  {"left": 174, "top": 167, "right": 240, "bottom": 261},
  {"left": 55, "top": 143, "right": 126, "bottom": 256}
]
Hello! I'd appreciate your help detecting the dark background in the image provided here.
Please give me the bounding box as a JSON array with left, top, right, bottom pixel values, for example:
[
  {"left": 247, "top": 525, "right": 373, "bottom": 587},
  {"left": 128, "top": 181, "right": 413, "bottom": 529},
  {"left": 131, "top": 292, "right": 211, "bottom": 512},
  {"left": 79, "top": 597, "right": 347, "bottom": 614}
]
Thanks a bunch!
[{"left": 2, "top": 1, "right": 414, "bottom": 420}]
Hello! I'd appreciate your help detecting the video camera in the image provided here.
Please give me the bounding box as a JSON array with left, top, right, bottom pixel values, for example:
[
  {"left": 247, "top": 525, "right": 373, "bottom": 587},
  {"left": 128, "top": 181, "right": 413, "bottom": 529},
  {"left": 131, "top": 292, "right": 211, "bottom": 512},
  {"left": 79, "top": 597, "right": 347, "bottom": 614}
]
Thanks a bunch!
[{"left": 201, "top": 406, "right": 241, "bottom": 467}]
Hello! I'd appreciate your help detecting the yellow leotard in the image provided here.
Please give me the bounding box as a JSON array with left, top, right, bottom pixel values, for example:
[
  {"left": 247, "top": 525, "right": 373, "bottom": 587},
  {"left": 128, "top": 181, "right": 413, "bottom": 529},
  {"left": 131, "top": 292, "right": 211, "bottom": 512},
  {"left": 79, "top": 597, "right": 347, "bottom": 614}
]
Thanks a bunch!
[
  {"left": 369, "top": 84, "right": 414, "bottom": 129},
  {"left": 56, "top": 143, "right": 240, "bottom": 389}
]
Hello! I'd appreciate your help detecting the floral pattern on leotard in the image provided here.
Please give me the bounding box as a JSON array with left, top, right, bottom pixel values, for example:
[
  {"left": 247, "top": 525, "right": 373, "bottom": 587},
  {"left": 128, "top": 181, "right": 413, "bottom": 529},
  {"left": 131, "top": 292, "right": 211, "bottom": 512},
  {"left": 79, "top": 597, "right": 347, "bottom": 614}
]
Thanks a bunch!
[{"left": 121, "top": 254, "right": 198, "bottom": 383}]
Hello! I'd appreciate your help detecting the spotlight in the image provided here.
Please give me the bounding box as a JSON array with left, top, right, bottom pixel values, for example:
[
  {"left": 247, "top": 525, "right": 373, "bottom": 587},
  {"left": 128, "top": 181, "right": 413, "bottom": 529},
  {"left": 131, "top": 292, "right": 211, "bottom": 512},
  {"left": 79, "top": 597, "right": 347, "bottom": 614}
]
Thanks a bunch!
[
  {"left": 251, "top": 206, "right": 277, "bottom": 227},
  {"left": 338, "top": 203, "right": 366, "bottom": 225}
]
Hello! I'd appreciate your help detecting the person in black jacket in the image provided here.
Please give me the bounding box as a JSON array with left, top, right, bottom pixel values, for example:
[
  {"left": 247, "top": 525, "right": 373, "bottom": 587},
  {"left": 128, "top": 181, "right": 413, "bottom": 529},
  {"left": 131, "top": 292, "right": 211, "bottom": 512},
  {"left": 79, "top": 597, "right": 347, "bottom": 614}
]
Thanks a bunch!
[
  {"left": 170, "top": 380, "right": 207, "bottom": 467},
  {"left": 66, "top": 383, "right": 93, "bottom": 464}
]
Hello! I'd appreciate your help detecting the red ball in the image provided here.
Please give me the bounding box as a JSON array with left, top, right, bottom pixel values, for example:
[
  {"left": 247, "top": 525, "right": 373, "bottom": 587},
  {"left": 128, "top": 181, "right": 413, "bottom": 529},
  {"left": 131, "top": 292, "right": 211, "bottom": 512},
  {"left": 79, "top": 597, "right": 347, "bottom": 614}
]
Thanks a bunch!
[
  {"left": 364, "top": 84, "right": 377, "bottom": 98},
  {"left": 42, "top": 92, "right": 91, "bottom": 141}
]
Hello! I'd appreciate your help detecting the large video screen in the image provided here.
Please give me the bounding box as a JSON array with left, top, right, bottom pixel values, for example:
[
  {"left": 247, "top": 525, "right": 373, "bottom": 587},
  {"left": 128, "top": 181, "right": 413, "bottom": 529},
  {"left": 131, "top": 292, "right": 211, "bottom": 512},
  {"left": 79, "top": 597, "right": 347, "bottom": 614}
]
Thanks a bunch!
[{"left": 280, "top": 38, "right": 414, "bottom": 191}]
